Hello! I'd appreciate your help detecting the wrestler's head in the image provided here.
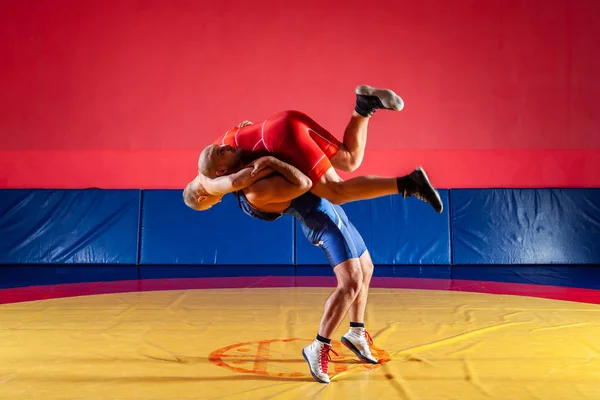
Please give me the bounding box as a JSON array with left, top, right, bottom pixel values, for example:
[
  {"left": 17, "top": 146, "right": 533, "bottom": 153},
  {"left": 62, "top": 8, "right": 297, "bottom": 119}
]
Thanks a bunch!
[
  {"left": 182, "top": 176, "right": 222, "bottom": 211},
  {"left": 198, "top": 144, "right": 243, "bottom": 178}
]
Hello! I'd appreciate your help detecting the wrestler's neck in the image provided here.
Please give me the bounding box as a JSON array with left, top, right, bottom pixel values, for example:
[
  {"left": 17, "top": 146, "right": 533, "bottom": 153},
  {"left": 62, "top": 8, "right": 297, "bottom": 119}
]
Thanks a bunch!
[
  {"left": 228, "top": 160, "right": 248, "bottom": 174},
  {"left": 241, "top": 150, "right": 270, "bottom": 165},
  {"left": 226, "top": 151, "right": 270, "bottom": 174}
]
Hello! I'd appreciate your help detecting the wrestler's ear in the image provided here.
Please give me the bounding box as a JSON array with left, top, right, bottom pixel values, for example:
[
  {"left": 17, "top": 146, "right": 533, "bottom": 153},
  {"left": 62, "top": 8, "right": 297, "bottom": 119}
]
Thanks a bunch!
[
  {"left": 216, "top": 169, "right": 226, "bottom": 176},
  {"left": 196, "top": 195, "right": 207, "bottom": 203}
]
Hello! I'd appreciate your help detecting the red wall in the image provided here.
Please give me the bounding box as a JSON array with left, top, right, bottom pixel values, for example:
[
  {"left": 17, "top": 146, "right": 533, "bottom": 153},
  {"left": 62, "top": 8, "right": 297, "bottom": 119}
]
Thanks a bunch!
[{"left": 1, "top": 0, "right": 599, "bottom": 189}]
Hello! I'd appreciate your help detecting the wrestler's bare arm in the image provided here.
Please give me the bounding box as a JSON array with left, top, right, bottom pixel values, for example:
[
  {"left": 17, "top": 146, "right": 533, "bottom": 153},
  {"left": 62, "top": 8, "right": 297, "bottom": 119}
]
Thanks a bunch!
[
  {"left": 244, "top": 158, "right": 312, "bottom": 208},
  {"left": 199, "top": 167, "right": 274, "bottom": 196},
  {"left": 244, "top": 175, "right": 311, "bottom": 209},
  {"left": 249, "top": 156, "right": 311, "bottom": 189}
]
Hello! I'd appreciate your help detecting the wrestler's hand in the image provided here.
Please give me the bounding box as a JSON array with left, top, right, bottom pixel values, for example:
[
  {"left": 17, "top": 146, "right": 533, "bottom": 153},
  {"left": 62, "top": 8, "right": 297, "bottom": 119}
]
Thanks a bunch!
[
  {"left": 237, "top": 120, "right": 253, "bottom": 128},
  {"left": 248, "top": 156, "right": 275, "bottom": 177}
]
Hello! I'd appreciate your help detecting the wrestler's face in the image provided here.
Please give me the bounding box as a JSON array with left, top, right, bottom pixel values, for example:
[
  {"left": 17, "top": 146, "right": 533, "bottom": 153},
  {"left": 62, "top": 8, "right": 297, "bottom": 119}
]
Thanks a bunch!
[{"left": 211, "top": 144, "right": 243, "bottom": 176}]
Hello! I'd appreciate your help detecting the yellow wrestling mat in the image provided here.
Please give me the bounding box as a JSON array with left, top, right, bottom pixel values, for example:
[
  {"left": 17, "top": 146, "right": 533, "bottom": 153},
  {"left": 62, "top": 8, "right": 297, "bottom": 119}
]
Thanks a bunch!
[{"left": 1, "top": 287, "right": 600, "bottom": 399}]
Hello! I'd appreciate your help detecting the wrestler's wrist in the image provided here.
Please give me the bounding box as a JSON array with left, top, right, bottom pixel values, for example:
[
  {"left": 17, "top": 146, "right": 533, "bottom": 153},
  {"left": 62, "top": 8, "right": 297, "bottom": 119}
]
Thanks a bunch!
[{"left": 265, "top": 156, "right": 279, "bottom": 167}]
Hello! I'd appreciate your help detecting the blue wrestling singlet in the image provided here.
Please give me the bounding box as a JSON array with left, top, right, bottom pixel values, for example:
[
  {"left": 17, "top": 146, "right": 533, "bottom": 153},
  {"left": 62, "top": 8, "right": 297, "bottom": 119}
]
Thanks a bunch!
[{"left": 234, "top": 191, "right": 367, "bottom": 268}]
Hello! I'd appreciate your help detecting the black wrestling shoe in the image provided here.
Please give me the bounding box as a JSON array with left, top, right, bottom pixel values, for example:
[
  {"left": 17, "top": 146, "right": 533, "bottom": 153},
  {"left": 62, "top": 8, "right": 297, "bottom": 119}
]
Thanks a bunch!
[
  {"left": 400, "top": 167, "right": 443, "bottom": 213},
  {"left": 355, "top": 85, "right": 404, "bottom": 117}
]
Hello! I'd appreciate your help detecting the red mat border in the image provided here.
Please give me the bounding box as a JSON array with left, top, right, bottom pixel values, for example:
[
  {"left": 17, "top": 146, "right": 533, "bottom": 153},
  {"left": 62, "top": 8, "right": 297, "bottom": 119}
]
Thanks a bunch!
[{"left": 0, "top": 277, "right": 599, "bottom": 305}]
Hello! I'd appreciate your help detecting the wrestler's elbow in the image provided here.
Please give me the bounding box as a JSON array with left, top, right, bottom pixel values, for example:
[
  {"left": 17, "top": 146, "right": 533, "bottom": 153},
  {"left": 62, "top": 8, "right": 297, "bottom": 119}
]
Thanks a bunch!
[
  {"left": 298, "top": 176, "right": 313, "bottom": 191},
  {"left": 229, "top": 175, "right": 250, "bottom": 191}
]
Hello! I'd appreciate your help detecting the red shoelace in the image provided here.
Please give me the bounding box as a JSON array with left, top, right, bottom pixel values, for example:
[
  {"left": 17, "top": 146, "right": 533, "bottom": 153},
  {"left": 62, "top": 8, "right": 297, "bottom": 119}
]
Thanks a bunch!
[
  {"left": 364, "top": 329, "right": 374, "bottom": 345},
  {"left": 319, "top": 345, "right": 338, "bottom": 373}
]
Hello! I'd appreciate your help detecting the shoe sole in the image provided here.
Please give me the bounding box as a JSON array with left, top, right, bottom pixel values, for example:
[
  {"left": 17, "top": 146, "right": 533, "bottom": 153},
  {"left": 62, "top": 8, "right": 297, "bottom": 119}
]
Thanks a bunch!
[
  {"left": 340, "top": 337, "right": 379, "bottom": 364},
  {"left": 416, "top": 166, "right": 443, "bottom": 214},
  {"left": 301, "top": 349, "right": 330, "bottom": 384},
  {"left": 356, "top": 85, "right": 404, "bottom": 111}
]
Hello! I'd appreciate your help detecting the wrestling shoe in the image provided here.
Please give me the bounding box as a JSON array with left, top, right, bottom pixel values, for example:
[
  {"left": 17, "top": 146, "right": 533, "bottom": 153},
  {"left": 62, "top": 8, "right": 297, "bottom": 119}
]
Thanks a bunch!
[
  {"left": 341, "top": 328, "right": 378, "bottom": 364},
  {"left": 355, "top": 85, "right": 404, "bottom": 117},
  {"left": 400, "top": 167, "right": 444, "bottom": 213},
  {"left": 302, "top": 340, "right": 338, "bottom": 384}
]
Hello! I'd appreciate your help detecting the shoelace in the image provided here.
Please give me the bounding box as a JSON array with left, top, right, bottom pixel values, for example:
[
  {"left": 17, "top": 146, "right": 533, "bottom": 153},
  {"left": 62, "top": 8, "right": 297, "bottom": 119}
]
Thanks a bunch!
[
  {"left": 364, "top": 330, "right": 374, "bottom": 346},
  {"left": 414, "top": 192, "right": 426, "bottom": 201},
  {"left": 404, "top": 188, "right": 427, "bottom": 203},
  {"left": 319, "top": 345, "right": 338, "bottom": 374}
]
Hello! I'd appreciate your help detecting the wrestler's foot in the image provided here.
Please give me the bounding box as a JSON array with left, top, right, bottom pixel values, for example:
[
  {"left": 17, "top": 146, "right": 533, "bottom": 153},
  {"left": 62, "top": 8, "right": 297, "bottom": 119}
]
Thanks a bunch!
[
  {"left": 400, "top": 167, "right": 444, "bottom": 213},
  {"left": 341, "top": 328, "right": 378, "bottom": 364},
  {"left": 302, "top": 340, "right": 337, "bottom": 384},
  {"left": 355, "top": 85, "right": 404, "bottom": 117}
]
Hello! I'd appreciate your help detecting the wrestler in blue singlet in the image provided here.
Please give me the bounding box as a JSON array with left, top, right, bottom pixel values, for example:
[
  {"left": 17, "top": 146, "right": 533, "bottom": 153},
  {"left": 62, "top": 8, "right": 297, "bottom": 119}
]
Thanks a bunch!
[{"left": 234, "top": 191, "right": 367, "bottom": 267}]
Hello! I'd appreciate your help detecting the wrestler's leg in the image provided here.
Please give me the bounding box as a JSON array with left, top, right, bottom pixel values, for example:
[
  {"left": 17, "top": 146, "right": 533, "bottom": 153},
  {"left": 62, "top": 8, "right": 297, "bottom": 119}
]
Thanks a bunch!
[
  {"left": 313, "top": 205, "right": 370, "bottom": 340},
  {"left": 294, "top": 110, "right": 369, "bottom": 173},
  {"left": 317, "top": 213, "right": 379, "bottom": 364},
  {"left": 342, "top": 250, "right": 379, "bottom": 364},
  {"left": 327, "top": 206, "right": 373, "bottom": 329},
  {"left": 311, "top": 167, "right": 397, "bottom": 203},
  {"left": 347, "top": 251, "right": 373, "bottom": 327},
  {"left": 301, "top": 203, "right": 364, "bottom": 384},
  {"left": 310, "top": 166, "right": 443, "bottom": 213},
  {"left": 330, "top": 85, "right": 405, "bottom": 172},
  {"left": 302, "top": 257, "right": 362, "bottom": 384},
  {"left": 330, "top": 112, "right": 370, "bottom": 172},
  {"left": 318, "top": 259, "right": 363, "bottom": 339},
  {"left": 282, "top": 131, "right": 397, "bottom": 203},
  {"left": 274, "top": 113, "right": 443, "bottom": 212},
  {"left": 290, "top": 88, "right": 403, "bottom": 173}
]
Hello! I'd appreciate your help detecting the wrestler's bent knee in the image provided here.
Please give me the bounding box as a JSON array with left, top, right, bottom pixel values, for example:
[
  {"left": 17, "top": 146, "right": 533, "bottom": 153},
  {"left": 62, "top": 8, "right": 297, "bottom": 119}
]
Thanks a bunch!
[
  {"left": 335, "top": 261, "right": 363, "bottom": 296},
  {"left": 332, "top": 153, "right": 362, "bottom": 173}
]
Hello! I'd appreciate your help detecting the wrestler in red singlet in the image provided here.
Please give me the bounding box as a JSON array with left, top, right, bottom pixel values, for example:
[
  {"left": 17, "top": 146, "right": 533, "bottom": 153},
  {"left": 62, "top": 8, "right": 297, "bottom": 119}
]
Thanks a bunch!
[{"left": 213, "top": 110, "right": 341, "bottom": 183}]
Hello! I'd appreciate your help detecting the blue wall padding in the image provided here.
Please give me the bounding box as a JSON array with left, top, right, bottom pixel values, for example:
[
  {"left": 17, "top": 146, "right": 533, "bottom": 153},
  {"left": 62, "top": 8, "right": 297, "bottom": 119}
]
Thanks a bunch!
[
  {"left": 451, "top": 189, "right": 600, "bottom": 265},
  {"left": 452, "top": 266, "right": 600, "bottom": 290},
  {"left": 139, "top": 190, "right": 294, "bottom": 265},
  {"left": 2, "top": 188, "right": 600, "bottom": 273},
  {"left": 295, "top": 192, "right": 451, "bottom": 265},
  {"left": 139, "top": 265, "right": 295, "bottom": 280},
  {"left": 296, "top": 265, "right": 452, "bottom": 279},
  {"left": 0, "top": 190, "right": 140, "bottom": 264}
]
